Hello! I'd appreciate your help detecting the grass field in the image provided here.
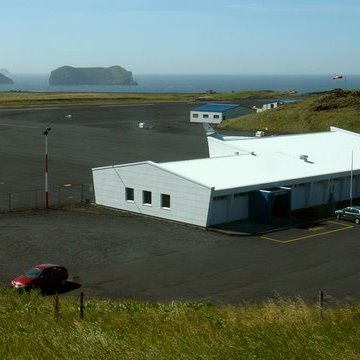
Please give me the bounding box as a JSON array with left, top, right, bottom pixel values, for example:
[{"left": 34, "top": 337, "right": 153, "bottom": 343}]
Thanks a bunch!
[
  {"left": 0, "top": 90, "right": 297, "bottom": 107},
  {"left": 1, "top": 287, "right": 360, "bottom": 359},
  {"left": 218, "top": 90, "right": 360, "bottom": 134}
]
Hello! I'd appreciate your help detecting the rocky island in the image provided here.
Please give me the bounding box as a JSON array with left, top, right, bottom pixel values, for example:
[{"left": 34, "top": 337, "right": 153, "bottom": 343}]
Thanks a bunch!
[
  {"left": 0, "top": 72, "right": 14, "bottom": 84},
  {"left": 49, "top": 65, "right": 137, "bottom": 86}
]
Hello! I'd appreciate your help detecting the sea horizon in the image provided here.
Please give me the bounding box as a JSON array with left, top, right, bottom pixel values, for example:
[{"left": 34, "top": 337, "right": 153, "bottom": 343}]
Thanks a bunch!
[{"left": 1, "top": 73, "right": 359, "bottom": 94}]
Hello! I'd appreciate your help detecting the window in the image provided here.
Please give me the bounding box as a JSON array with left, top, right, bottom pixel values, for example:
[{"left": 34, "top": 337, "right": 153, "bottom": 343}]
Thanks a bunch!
[
  {"left": 143, "top": 190, "right": 152, "bottom": 205},
  {"left": 192, "top": 113, "right": 199, "bottom": 118},
  {"left": 161, "top": 194, "right": 171, "bottom": 209},
  {"left": 203, "top": 114, "right": 209, "bottom": 118},
  {"left": 125, "top": 187, "right": 134, "bottom": 202},
  {"left": 213, "top": 114, "right": 220, "bottom": 119}
]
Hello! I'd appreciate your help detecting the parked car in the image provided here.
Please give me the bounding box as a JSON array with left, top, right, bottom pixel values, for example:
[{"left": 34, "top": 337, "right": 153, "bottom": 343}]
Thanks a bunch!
[
  {"left": 11, "top": 264, "right": 68, "bottom": 291},
  {"left": 335, "top": 206, "right": 360, "bottom": 224}
]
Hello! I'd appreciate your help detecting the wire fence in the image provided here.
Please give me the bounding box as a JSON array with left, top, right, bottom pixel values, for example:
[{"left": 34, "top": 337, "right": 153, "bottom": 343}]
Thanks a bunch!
[{"left": 0, "top": 184, "right": 94, "bottom": 212}]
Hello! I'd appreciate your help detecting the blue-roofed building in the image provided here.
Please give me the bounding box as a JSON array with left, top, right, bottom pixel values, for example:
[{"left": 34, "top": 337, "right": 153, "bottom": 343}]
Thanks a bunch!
[{"left": 190, "top": 103, "right": 241, "bottom": 124}]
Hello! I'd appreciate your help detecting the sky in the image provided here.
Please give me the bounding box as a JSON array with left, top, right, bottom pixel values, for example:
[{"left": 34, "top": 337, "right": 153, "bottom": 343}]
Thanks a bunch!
[{"left": 1, "top": 0, "right": 360, "bottom": 74}]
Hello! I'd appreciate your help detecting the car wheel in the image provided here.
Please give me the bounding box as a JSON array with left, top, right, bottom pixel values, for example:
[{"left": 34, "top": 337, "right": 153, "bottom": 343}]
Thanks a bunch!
[{"left": 355, "top": 218, "right": 360, "bottom": 224}]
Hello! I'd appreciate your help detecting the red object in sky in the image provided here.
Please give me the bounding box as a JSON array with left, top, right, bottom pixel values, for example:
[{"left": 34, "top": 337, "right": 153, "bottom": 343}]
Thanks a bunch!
[{"left": 333, "top": 75, "right": 344, "bottom": 80}]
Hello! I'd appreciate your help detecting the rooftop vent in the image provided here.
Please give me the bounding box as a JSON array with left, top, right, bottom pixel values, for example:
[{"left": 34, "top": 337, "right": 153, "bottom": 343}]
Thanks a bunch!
[{"left": 299, "top": 154, "right": 309, "bottom": 162}]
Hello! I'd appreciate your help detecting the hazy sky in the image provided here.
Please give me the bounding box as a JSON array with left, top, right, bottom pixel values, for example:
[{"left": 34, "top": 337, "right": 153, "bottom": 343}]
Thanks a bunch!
[{"left": 1, "top": 0, "right": 359, "bottom": 74}]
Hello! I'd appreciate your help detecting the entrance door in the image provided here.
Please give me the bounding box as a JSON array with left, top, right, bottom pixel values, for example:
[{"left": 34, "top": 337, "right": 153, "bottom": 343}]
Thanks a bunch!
[{"left": 250, "top": 187, "right": 291, "bottom": 223}]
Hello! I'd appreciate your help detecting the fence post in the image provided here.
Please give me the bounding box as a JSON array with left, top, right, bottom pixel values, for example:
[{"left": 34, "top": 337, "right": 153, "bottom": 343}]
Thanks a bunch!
[
  {"left": 35, "top": 190, "right": 38, "bottom": 209},
  {"left": 80, "top": 292, "right": 84, "bottom": 319},
  {"left": 80, "top": 184, "right": 84, "bottom": 204},
  {"left": 318, "top": 290, "right": 324, "bottom": 320},
  {"left": 57, "top": 187, "right": 61, "bottom": 207},
  {"left": 54, "top": 292, "right": 60, "bottom": 321}
]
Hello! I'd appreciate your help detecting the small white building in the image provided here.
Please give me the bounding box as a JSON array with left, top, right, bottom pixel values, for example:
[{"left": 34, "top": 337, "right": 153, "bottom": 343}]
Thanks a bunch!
[
  {"left": 92, "top": 127, "right": 360, "bottom": 227},
  {"left": 256, "top": 101, "right": 280, "bottom": 113},
  {"left": 190, "top": 103, "right": 241, "bottom": 124},
  {"left": 255, "top": 99, "right": 298, "bottom": 113}
]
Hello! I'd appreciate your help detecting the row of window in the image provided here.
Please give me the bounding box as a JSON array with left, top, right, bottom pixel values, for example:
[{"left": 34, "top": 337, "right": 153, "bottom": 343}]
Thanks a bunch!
[
  {"left": 192, "top": 113, "right": 221, "bottom": 119},
  {"left": 126, "top": 187, "right": 171, "bottom": 209}
]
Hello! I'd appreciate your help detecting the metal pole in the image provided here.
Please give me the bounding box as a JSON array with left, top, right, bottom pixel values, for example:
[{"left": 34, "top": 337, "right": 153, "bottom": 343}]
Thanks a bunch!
[
  {"left": 44, "top": 127, "right": 51, "bottom": 209},
  {"left": 350, "top": 150, "right": 354, "bottom": 207}
]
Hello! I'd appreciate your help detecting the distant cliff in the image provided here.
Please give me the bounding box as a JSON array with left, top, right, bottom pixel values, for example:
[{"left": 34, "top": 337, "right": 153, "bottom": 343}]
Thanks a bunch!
[
  {"left": 0, "top": 69, "right": 10, "bottom": 76},
  {"left": 49, "top": 66, "right": 137, "bottom": 86},
  {"left": 0, "top": 73, "right": 14, "bottom": 84}
]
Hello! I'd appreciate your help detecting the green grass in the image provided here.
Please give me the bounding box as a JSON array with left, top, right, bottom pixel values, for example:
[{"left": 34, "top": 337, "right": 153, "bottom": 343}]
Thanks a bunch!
[
  {"left": 198, "top": 89, "right": 299, "bottom": 101},
  {"left": 1, "top": 287, "right": 360, "bottom": 359},
  {"left": 0, "top": 90, "right": 295, "bottom": 107},
  {"left": 219, "top": 90, "right": 360, "bottom": 134},
  {"left": 0, "top": 92, "right": 197, "bottom": 107}
]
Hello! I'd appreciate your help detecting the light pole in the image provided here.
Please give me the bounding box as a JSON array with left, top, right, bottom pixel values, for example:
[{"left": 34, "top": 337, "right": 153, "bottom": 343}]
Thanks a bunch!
[
  {"left": 42, "top": 114, "right": 71, "bottom": 209},
  {"left": 44, "top": 127, "right": 51, "bottom": 209}
]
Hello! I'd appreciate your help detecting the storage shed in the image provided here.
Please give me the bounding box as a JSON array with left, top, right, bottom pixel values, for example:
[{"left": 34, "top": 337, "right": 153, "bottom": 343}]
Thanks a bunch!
[
  {"left": 190, "top": 103, "right": 240, "bottom": 124},
  {"left": 92, "top": 127, "right": 360, "bottom": 227}
]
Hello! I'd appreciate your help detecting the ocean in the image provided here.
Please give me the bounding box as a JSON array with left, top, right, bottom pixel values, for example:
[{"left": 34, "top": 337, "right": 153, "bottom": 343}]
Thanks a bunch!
[{"left": 1, "top": 73, "right": 359, "bottom": 94}]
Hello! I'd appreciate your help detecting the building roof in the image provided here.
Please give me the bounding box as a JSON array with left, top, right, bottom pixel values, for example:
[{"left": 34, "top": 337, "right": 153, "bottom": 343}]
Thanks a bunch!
[
  {"left": 93, "top": 127, "right": 360, "bottom": 193},
  {"left": 159, "top": 127, "right": 360, "bottom": 191},
  {"left": 191, "top": 103, "right": 239, "bottom": 113}
]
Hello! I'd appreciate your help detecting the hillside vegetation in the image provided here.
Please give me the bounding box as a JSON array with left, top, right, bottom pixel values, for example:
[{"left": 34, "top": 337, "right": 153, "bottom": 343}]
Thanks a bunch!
[
  {"left": 1, "top": 287, "right": 360, "bottom": 359},
  {"left": 0, "top": 90, "right": 294, "bottom": 107},
  {"left": 219, "top": 90, "right": 360, "bottom": 134}
]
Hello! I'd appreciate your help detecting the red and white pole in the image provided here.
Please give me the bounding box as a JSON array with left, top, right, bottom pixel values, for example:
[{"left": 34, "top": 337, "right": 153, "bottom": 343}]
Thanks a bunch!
[{"left": 44, "top": 127, "right": 51, "bottom": 209}]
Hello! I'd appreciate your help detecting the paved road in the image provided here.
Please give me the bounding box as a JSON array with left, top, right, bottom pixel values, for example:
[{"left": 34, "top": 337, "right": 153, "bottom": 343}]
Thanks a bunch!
[
  {"left": 1, "top": 209, "right": 359, "bottom": 303},
  {"left": 1, "top": 101, "right": 359, "bottom": 303}
]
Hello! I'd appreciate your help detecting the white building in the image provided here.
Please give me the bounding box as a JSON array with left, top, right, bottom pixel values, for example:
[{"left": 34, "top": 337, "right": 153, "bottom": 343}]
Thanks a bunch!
[
  {"left": 255, "top": 101, "right": 280, "bottom": 113},
  {"left": 92, "top": 126, "right": 360, "bottom": 227},
  {"left": 190, "top": 103, "right": 241, "bottom": 124}
]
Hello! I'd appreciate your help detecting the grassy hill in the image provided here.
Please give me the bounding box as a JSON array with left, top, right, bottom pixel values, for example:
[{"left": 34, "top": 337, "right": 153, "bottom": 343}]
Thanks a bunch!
[
  {"left": 1, "top": 287, "right": 360, "bottom": 359},
  {"left": 218, "top": 90, "right": 360, "bottom": 134}
]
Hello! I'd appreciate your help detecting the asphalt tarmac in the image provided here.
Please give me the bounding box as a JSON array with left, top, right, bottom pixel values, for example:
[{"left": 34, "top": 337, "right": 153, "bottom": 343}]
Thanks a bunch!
[
  {"left": 1, "top": 101, "right": 359, "bottom": 303},
  {"left": 0, "top": 102, "right": 212, "bottom": 194}
]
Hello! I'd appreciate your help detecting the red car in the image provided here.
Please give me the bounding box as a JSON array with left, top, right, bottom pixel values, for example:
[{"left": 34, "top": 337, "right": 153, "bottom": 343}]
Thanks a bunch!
[{"left": 11, "top": 264, "right": 68, "bottom": 290}]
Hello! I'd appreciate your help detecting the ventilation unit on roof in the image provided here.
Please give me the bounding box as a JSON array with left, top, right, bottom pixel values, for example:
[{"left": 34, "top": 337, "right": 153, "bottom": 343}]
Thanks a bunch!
[{"left": 299, "top": 155, "right": 309, "bottom": 162}]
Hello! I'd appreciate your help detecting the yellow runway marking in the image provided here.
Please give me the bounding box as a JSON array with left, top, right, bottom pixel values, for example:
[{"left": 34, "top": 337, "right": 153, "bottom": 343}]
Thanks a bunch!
[{"left": 261, "top": 220, "right": 353, "bottom": 244}]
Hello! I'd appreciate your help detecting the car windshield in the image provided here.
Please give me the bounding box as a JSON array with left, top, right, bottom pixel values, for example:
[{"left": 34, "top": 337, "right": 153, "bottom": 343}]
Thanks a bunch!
[{"left": 24, "top": 268, "right": 42, "bottom": 279}]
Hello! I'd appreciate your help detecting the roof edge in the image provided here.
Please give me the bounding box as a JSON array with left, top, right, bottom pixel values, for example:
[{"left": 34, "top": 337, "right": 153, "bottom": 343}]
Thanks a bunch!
[
  {"left": 92, "top": 160, "right": 154, "bottom": 172},
  {"left": 92, "top": 160, "right": 213, "bottom": 190},
  {"left": 330, "top": 126, "right": 360, "bottom": 137},
  {"left": 153, "top": 162, "right": 213, "bottom": 189}
]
